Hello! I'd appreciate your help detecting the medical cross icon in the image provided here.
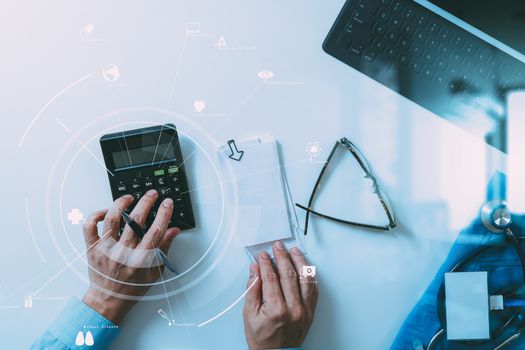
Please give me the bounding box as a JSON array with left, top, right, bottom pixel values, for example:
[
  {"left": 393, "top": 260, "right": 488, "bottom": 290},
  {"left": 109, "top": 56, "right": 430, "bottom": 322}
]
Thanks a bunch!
[{"left": 67, "top": 209, "right": 84, "bottom": 225}]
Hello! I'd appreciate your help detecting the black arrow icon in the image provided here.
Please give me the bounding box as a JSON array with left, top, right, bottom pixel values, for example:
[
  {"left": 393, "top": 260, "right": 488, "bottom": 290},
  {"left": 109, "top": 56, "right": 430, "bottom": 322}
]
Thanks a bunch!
[{"left": 227, "top": 139, "right": 244, "bottom": 161}]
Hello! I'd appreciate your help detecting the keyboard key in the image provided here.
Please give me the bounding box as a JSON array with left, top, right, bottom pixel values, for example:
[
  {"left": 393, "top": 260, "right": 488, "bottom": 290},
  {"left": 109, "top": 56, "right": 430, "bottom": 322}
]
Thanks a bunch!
[
  {"left": 414, "top": 30, "right": 427, "bottom": 42},
  {"left": 343, "top": 22, "right": 374, "bottom": 44},
  {"left": 352, "top": 10, "right": 368, "bottom": 24},
  {"left": 401, "top": 23, "right": 414, "bottom": 35},
  {"left": 436, "top": 59, "right": 447, "bottom": 70},
  {"left": 352, "top": 14, "right": 366, "bottom": 25},
  {"left": 411, "top": 62, "right": 423, "bottom": 73},
  {"left": 357, "top": 0, "right": 377, "bottom": 13},
  {"left": 371, "top": 38, "right": 387, "bottom": 52},
  {"left": 464, "top": 43, "right": 475, "bottom": 54},
  {"left": 426, "top": 37, "right": 439, "bottom": 50},
  {"left": 399, "top": 39, "right": 410, "bottom": 50},
  {"left": 451, "top": 51, "right": 463, "bottom": 63},
  {"left": 447, "top": 65, "right": 460, "bottom": 76},
  {"left": 385, "top": 31, "right": 398, "bottom": 43},
  {"left": 476, "top": 66, "right": 488, "bottom": 76},
  {"left": 415, "top": 15, "right": 428, "bottom": 26},
  {"left": 391, "top": 1, "right": 404, "bottom": 13},
  {"left": 422, "top": 67, "right": 434, "bottom": 79},
  {"left": 489, "top": 59, "right": 501, "bottom": 70},
  {"left": 412, "top": 45, "right": 423, "bottom": 57},
  {"left": 364, "top": 50, "right": 378, "bottom": 62},
  {"left": 372, "top": 23, "right": 386, "bottom": 36},
  {"left": 402, "top": 8, "right": 415, "bottom": 20},
  {"left": 377, "top": 10, "right": 390, "bottom": 22},
  {"left": 477, "top": 49, "right": 489, "bottom": 62},
  {"left": 350, "top": 42, "right": 364, "bottom": 55},
  {"left": 390, "top": 17, "right": 402, "bottom": 28},
  {"left": 438, "top": 44, "right": 451, "bottom": 57},
  {"left": 436, "top": 74, "right": 446, "bottom": 85},
  {"left": 422, "top": 52, "right": 435, "bottom": 64},
  {"left": 399, "top": 54, "right": 410, "bottom": 65},
  {"left": 449, "top": 81, "right": 460, "bottom": 91},
  {"left": 452, "top": 36, "right": 464, "bottom": 47},
  {"left": 440, "top": 29, "right": 452, "bottom": 41},
  {"left": 427, "top": 22, "right": 440, "bottom": 34},
  {"left": 386, "top": 46, "right": 398, "bottom": 59}
]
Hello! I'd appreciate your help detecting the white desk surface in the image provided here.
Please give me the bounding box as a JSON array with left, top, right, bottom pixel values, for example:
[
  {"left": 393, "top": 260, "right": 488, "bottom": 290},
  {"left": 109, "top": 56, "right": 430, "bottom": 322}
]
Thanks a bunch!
[{"left": 0, "top": 0, "right": 507, "bottom": 348}]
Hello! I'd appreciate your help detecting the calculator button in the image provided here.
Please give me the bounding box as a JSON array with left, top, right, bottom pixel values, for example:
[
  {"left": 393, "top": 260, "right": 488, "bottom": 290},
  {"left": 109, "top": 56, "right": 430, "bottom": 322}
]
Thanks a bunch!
[
  {"left": 143, "top": 178, "right": 154, "bottom": 188},
  {"left": 171, "top": 175, "right": 179, "bottom": 184},
  {"left": 174, "top": 195, "right": 184, "bottom": 205},
  {"left": 159, "top": 187, "right": 172, "bottom": 196},
  {"left": 154, "top": 169, "right": 165, "bottom": 177},
  {"left": 168, "top": 165, "right": 179, "bottom": 174},
  {"left": 131, "top": 181, "right": 141, "bottom": 190},
  {"left": 132, "top": 192, "right": 142, "bottom": 201},
  {"left": 157, "top": 177, "right": 166, "bottom": 186},
  {"left": 116, "top": 182, "right": 127, "bottom": 192},
  {"left": 174, "top": 186, "right": 181, "bottom": 193}
]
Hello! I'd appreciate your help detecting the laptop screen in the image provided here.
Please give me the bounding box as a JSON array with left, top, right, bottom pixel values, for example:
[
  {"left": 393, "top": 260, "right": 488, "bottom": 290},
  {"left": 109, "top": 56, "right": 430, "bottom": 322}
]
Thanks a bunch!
[{"left": 427, "top": 0, "right": 525, "bottom": 54}]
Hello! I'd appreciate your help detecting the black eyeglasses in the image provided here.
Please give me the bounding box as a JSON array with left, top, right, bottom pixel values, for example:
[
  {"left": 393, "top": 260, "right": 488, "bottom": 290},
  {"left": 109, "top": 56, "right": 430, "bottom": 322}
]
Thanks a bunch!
[{"left": 296, "top": 137, "right": 396, "bottom": 235}]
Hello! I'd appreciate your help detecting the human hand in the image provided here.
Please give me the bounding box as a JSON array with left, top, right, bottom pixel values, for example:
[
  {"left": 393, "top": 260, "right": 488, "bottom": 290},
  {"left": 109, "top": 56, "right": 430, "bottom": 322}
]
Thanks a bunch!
[
  {"left": 243, "top": 241, "right": 319, "bottom": 349},
  {"left": 81, "top": 191, "right": 180, "bottom": 324}
]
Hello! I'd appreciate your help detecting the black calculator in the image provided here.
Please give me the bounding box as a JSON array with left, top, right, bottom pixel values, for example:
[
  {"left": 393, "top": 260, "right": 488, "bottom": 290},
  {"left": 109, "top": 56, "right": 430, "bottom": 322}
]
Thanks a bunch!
[{"left": 100, "top": 124, "right": 195, "bottom": 231}]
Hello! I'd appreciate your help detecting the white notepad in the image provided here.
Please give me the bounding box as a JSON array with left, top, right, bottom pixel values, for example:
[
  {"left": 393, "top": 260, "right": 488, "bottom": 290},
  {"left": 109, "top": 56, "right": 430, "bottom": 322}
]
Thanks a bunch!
[
  {"left": 445, "top": 272, "right": 490, "bottom": 340},
  {"left": 218, "top": 136, "right": 301, "bottom": 259}
]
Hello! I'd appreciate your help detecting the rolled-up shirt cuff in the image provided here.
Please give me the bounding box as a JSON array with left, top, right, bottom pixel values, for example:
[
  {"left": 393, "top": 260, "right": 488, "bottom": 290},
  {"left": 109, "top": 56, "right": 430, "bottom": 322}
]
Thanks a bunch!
[{"left": 47, "top": 297, "right": 120, "bottom": 349}]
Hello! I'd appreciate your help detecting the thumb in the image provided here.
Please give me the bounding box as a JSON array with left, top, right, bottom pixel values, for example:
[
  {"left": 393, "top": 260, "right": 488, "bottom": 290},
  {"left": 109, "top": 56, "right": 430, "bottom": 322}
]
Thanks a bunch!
[{"left": 158, "top": 227, "right": 181, "bottom": 254}]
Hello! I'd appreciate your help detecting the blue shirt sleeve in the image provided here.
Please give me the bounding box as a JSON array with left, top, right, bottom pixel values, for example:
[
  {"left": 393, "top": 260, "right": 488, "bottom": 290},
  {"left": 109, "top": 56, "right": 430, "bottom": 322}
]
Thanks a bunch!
[{"left": 30, "top": 297, "right": 120, "bottom": 350}]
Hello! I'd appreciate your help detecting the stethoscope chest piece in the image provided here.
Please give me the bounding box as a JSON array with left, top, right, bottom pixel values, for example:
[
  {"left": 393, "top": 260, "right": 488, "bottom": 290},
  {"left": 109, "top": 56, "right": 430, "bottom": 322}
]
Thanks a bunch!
[{"left": 481, "top": 200, "right": 513, "bottom": 233}]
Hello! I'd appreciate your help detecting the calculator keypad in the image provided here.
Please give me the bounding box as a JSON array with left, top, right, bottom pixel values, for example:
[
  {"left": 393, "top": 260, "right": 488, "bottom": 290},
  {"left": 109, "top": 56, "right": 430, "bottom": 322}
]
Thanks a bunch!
[{"left": 113, "top": 164, "right": 195, "bottom": 231}]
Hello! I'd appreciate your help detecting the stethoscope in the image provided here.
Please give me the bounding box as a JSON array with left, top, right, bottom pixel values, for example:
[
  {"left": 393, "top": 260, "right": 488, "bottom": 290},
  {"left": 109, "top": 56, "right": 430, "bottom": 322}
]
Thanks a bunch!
[{"left": 427, "top": 201, "right": 525, "bottom": 350}]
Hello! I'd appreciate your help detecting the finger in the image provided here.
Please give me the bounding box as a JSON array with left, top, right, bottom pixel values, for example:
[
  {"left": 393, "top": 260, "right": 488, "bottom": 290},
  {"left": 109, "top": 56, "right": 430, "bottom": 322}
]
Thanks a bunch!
[
  {"left": 289, "top": 247, "right": 318, "bottom": 316},
  {"left": 102, "top": 195, "right": 134, "bottom": 241},
  {"left": 272, "top": 241, "right": 302, "bottom": 309},
  {"left": 158, "top": 227, "right": 181, "bottom": 254},
  {"left": 258, "top": 251, "right": 285, "bottom": 306},
  {"left": 82, "top": 209, "right": 108, "bottom": 247},
  {"left": 120, "top": 189, "right": 158, "bottom": 247},
  {"left": 139, "top": 197, "right": 174, "bottom": 249},
  {"left": 244, "top": 263, "right": 262, "bottom": 313}
]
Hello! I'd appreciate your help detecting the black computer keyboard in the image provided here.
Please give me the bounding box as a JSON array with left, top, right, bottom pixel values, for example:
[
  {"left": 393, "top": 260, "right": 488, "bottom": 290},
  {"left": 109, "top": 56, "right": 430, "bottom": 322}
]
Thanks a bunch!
[{"left": 323, "top": 0, "right": 525, "bottom": 151}]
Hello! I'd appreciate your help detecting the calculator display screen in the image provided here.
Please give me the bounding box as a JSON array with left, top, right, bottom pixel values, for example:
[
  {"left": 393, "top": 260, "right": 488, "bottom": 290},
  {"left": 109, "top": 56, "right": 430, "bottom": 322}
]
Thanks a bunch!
[{"left": 112, "top": 143, "right": 176, "bottom": 169}]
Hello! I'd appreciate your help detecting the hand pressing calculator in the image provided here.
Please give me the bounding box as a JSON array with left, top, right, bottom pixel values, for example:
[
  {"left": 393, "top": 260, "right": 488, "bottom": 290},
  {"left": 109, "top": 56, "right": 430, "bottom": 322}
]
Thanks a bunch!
[{"left": 100, "top": 124, "right": 195, "bottom": 231}]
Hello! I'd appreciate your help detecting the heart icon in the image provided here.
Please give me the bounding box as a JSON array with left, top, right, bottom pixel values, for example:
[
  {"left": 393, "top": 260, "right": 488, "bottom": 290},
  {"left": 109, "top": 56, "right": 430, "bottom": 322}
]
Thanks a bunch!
[
  {"left": 194, "top": 100, "right": 206, "bottom": 113},
  {"left": 257, "top": 70, "right": 274, "bottom": 81}
]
